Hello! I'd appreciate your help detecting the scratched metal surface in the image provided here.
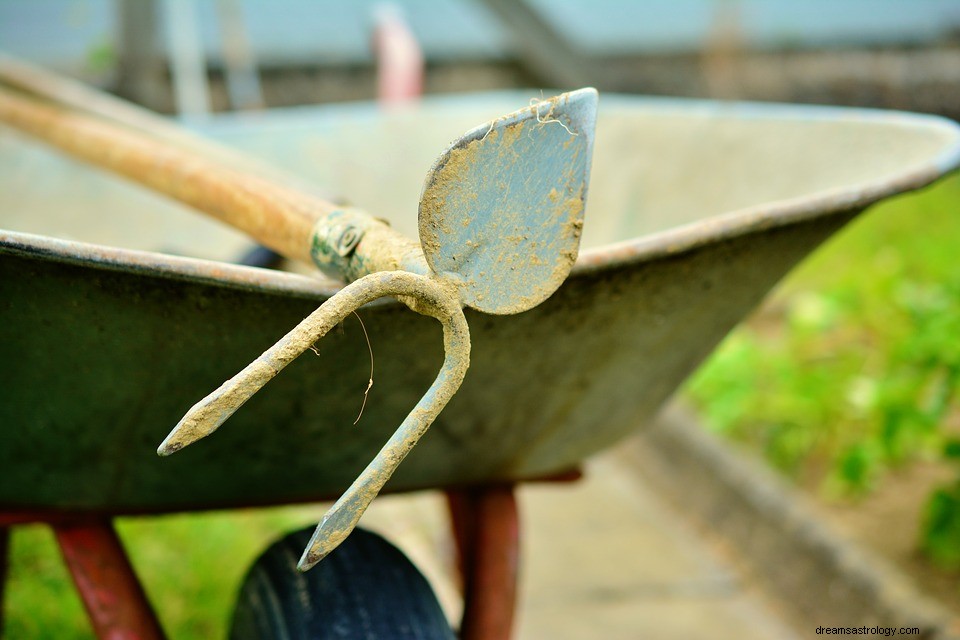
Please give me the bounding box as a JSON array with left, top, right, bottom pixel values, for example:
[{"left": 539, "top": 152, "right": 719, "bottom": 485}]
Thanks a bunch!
[
  {"left": 1, "top": 93, "right": 958, "bottom": 512},
  {"left": 418, "top": 90, "right": 596, "bottom": 314}
]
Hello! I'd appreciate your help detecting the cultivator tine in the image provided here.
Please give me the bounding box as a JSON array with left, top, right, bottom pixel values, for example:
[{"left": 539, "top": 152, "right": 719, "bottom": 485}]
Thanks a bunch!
[
  {"left": 158, "top": 271, "right": 468, "bottom": 457},
  {"left": 157, "top": 271, "right": 470, "bottom": 568}
]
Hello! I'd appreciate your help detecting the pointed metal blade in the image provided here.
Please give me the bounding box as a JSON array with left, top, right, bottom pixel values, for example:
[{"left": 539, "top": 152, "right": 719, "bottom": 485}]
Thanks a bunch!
[{"left": 418, "top": 88, "right": 598, "bottom": 314}]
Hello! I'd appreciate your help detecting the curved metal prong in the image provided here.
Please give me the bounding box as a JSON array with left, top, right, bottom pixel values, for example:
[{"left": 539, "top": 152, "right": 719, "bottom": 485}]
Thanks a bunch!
[
  {"left": 297, "top": 298, "right": 468, "bottom": 570},
  {"left": 158, "top": 271, "right": 464, "bottom": 455},
  {"left": 157, "top": 270, "right": 470, "bottom": 569}
]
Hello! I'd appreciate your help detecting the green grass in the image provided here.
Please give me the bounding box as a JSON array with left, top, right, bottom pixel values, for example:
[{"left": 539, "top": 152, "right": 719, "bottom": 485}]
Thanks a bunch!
[
  {"left": 5, "top": 507, "right": 321, "bottom": 638},
  {"left": 684, "top": 173, "right": 960, "bottom": 561}
]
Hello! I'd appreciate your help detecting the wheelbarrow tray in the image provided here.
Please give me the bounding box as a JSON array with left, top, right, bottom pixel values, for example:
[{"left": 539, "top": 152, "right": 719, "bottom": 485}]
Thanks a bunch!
[{"left": 2, "top": 93, "right": 958, "bottom": 513}]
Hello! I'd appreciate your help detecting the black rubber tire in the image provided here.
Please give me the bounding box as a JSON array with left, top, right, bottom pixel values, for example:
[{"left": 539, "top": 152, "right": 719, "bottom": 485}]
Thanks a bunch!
[{"left": 230, "top": 526, "right": 455, "bottom": 640}]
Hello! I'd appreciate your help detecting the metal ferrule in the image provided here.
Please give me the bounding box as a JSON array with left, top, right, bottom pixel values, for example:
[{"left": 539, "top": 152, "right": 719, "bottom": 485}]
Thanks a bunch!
[{"left": 310, "top": 208, "right": 429, "bottom": 282}]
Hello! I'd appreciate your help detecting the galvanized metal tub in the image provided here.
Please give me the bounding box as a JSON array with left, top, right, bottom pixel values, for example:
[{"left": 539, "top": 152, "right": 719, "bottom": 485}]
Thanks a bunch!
[{"left": 2, "top": 93, "right": 958, "bottom": 513}]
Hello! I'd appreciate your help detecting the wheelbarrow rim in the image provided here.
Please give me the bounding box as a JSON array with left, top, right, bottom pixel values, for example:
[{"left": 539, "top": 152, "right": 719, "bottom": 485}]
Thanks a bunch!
[
  {"left": 575, "top": 95, "right": 960, "bottom": 274},
  {"left": 3, "top": 94, "right": 959, "bottom": 299}
]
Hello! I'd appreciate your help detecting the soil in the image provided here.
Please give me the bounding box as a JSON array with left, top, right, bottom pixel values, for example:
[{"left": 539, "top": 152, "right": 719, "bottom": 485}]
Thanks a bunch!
[{"left": 807, "top": 459, "right": 960, "bottom": 615}]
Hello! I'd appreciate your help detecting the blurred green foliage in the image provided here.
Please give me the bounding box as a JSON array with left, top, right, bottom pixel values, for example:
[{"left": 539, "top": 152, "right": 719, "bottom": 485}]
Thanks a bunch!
[
  {"left": 922, "top": 439, "right": 960, "bottom": 569},
  {"left": 685, "top": 174, "right": 960, "bottom": 569},
  {"left": 5, "top": 507, "right": 320, "bottom": 638},
  {"left": 85, "top": 39, "right": 115, "bottom": 74}
]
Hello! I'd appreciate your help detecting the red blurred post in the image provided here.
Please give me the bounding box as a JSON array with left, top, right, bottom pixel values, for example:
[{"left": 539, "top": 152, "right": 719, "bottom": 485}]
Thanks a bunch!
[
  {"left": 54, "top": 520, "right": 165, "bottom": 640},
  {"left": 372, "top": 4, "right": 425, "bottom": 105},
  {"left": 446, "top": 485, "right": 520, "bottom": 640}
]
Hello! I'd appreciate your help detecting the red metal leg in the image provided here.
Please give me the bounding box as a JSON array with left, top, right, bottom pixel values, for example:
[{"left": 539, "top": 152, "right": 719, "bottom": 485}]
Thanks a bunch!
[
  {"left": 53, "top": 519, "right": 164, "bottom": 640},
  {"left": 446, "top": 485, "right": 520, "bottom": 640},
  {"left": 446, "top": 491, "right": 472, "bottom": 585}
]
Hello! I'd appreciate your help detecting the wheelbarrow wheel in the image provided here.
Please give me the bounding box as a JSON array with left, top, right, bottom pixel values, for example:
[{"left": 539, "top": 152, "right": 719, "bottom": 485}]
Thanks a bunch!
[{"left": 230, "top": 526, "right": 455, "bottom": 640}]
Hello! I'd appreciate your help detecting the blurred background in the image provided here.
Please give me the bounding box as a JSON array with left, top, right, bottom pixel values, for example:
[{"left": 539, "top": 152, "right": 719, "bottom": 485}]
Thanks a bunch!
[
  {"left": 2, "top": 0, "right": 960, "bottom": 637},
  {"left": 3, "top": 0, "right": 960, "bottom": 117}
]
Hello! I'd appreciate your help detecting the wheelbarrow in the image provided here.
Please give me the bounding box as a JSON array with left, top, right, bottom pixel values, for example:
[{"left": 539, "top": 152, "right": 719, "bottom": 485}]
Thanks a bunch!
[{"left": 1, "top": 56, "right": 959, "bottom": 638}]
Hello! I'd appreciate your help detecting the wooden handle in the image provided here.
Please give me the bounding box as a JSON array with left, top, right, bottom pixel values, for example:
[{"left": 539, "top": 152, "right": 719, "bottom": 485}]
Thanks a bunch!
[
  {"left": 0, "top": 85, "right": 335, "bottom": 265},
  {"left": 0, "top": 54, "right": 325, "bottom": 197}
]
